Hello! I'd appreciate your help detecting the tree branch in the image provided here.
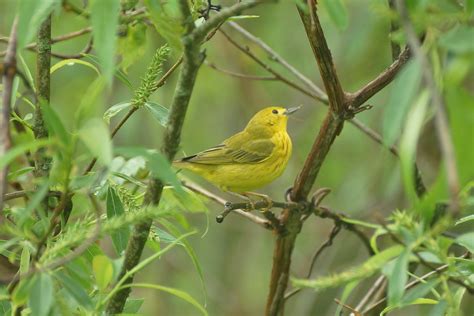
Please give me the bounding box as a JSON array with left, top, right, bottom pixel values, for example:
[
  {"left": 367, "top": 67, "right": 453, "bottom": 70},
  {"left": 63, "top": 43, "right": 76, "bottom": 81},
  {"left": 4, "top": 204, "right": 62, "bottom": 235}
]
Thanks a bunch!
[
  {"left": 347, "top": 47, "right": 411, "bottom": 108},
  {"left": 105, "top": 1, "right": 260, "bottom": 313},
  {"left": 182, "top": 180, "right": 273, "bottom": 229},
  {"left": 33, "top": 15, "right": 52, "bottom": 178},
  {"left": 0, "top": 17, "right": 18, "bottom": 215},
  {"left": 227, "top": 21, "right": 328, "bottom": 101},
  {"left": 298, "top": 1, "right": 346, "bottom": 114}
]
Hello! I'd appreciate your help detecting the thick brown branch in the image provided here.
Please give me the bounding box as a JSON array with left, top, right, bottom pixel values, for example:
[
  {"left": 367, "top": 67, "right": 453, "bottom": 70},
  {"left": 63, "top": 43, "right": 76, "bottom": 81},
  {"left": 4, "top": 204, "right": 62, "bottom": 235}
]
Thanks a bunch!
[{"left": 298, "top": 2, "right": 346, "bottom": 114}]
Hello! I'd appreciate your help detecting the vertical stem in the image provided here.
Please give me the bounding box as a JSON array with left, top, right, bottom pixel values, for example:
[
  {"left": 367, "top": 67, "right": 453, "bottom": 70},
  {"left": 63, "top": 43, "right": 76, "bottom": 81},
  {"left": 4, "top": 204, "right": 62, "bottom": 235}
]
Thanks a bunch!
[{"left": 33, "top": 15, "right": 52, "bottom": 178}]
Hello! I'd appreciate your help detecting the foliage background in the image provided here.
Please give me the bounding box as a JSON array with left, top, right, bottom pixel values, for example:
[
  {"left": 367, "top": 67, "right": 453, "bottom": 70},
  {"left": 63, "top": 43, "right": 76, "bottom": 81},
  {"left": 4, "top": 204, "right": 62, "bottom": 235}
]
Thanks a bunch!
[{"left": 0, "top": 0, "right": 473, "bottom": 315}]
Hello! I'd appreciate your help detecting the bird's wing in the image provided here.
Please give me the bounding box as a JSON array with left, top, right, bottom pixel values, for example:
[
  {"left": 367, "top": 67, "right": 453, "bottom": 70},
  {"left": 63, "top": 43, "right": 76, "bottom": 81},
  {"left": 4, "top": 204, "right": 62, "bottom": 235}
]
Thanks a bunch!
[{"left": 179, "top": 132, "right": 275, "bottom": 165}]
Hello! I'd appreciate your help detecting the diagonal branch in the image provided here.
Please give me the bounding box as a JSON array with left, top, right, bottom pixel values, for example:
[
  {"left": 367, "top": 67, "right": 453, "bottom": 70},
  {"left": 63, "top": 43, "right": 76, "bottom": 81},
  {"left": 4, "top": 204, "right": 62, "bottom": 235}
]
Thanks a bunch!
[
  {"left": 227, "top": 21, "right": 328, "bottom": 101},
  {"left": 299, "top": 0, "right": 346, "bottom": 114},
  {"left": 347, "top": 47, "right": 411, "bottom": 109}
]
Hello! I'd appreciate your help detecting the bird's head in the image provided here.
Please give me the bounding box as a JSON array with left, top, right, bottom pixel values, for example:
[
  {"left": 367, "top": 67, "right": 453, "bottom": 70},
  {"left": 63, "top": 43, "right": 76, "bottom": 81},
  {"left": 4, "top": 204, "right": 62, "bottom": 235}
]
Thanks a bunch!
[{"left": 245, "top": 106, "right": 301, "bottom": 134}]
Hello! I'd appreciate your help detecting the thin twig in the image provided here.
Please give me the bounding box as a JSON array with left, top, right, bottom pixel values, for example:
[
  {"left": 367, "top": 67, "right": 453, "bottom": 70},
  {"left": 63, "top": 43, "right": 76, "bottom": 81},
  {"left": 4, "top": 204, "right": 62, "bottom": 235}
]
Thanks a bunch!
[
  {"left": 284, "top": 223, "right": 342, "bottom": 300},
  {"left": 182, "top": 180, "right": 272, "bottom": 229},
  {"left": 227, "top": 21, "right": 327, "bottom": 101},
  {"left": 0, "top": 17, "right": 18, "bottom": 214},
  {"left": 219, "top": 29, "right": 325, "bottom": 102},
  {"left": 3, "top": 190, "right": 61, "bottom": 201},
  {"left": 396, "top": 0, "right": 460, "bottom": 214},
  {"left": 0, "top": 27, "right": 92, "bottom": 57},
  {"left": 355, "top": 275, "right": 386, "bottom": 312},
  {"left": 206, "top": 61, "right": 277, "bottom": 80},
  {"left": 50, "top": 39, "right": 93, "bottom": 59},
  {"left": 347, "top": 47, "right": 411, "bottom": 109}
]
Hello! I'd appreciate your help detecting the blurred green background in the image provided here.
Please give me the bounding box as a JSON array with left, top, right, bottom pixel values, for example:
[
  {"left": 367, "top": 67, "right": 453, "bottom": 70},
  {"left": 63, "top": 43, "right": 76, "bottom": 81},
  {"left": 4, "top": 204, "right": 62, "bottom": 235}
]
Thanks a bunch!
[{"left": 1, "top": 0, "right": 472, "bottom": 315}]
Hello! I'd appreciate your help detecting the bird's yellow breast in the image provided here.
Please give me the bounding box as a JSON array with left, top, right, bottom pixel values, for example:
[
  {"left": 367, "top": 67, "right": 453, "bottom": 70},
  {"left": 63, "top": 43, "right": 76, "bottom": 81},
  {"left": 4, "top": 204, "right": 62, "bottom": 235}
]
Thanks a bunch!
[{"left": 181, "top": 131, "right": 292, "bottom": 193}]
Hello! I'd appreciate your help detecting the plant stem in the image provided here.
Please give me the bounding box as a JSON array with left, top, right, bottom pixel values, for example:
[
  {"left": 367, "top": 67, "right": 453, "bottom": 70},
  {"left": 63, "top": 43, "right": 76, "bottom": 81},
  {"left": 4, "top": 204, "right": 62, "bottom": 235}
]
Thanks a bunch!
[
  {"left": 33, "top": 15, "right": 52, "bottom": 178},
  {"left": 105, "top": 1, "right": 260, "bottom": 313}
]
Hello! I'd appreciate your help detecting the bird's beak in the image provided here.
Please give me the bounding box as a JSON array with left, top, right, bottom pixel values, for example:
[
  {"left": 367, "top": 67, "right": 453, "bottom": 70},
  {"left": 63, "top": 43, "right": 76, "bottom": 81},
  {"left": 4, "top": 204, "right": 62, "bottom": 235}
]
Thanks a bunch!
[{"left": 284, "top": 105, "right": 302, "bottom": 115}]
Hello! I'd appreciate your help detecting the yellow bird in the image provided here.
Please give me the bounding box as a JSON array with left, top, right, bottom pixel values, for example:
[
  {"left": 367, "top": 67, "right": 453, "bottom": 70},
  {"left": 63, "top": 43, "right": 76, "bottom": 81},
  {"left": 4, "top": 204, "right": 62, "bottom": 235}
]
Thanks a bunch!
[{"left": 174, "top": 106, "right": 300, "bottom": 195}]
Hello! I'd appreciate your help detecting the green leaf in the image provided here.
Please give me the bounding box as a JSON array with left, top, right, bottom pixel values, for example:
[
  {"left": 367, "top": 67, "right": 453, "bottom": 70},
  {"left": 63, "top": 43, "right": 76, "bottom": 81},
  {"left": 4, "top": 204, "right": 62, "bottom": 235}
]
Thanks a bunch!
[
  {"left": 145, "top": 101, "right": 169, "bottom": 127},
  {"left": 335, "top": 280, "right": 360, "bottom": 316},
  {"left": 54, "top": 271, "right": 93, "bottom": 310},
  {"left": 103, "top": 231, "right": 196, "bottom": 308},
  {"left": 50, "top": 58, "right": 101, "bottom": 76},
  {"left": 106, "top": 187, "right": 130, "bottom": 255},
  {"left": 455, "top": 214, "right": 474, "bottom": 225},
  {"left": 118, "top": 23, "right": 147, "bottom": 72},
  {"left": 383, "top": 60, "right": 423, "bottom": 146},
  {"left": 19, "top": 247, "right": 30, "bottom": 276},
  {"left": 400, "top": 279, "right": 439, "bottom": 306},
  {"left": 321, "top": 0, "right": 348, "bottom": 29},
  {"left": 439, "top": 25, "right": 474, "bottom": 54},
  {"left": 455, "top": 232, "right": 474, "bottom": 252},
  {"left": 0, "top": 139, "right": 53, "bottom": 170},
  {"left": 42, "top": 102, "right": 71, "bottom": 147},
  {"left": 126, "top": 283, "right": 208, "bottom": 316},
  {"left": 7, "top": 166, "right": 34, "bottom": 180},
  {"left": 17, "top": 181, "right": 50, "bottom": 226},
  {"left": 123, "top": 298, "right": 144, "bottom": 313},
  {"left": 399, "top": 89, "right": 430, "bottom": 203},
  {"left": 29, "top": 273, "right": 54, "bottom": 316},
  {"left": 12, "top": 278, "right": 34, "bottom": 305},
  {"left": 74, "top": 77, "right": 106, "bottom": 128},
  {"left": 103, "top": 102, "right": 132, "bottom": 124},
  {"left": 115, "top": 147, "right": 183, "bottom": 192},
  {"left": 17, "top": 0, "right": 61, "bottom": 49},
  {"left": 381, "top": 298, "right": 438, "bottom": 315},
  {"left": 78, "top": 118, "right": 113, "bottom": 166},
  {"left": 90, "top": 0, "right": 120, "bottom": 84},
  {"left": 92, "top": 255, "right": 114, "bottom": 290},
  {"left": 387, "top": 249, "right": 410, "bottom": 306},
  {"left": 144, "top": 0, "right": 183, "bottom": 54},
  {"left": 158, "top": 220, "right": 206, "bottom": 301}
]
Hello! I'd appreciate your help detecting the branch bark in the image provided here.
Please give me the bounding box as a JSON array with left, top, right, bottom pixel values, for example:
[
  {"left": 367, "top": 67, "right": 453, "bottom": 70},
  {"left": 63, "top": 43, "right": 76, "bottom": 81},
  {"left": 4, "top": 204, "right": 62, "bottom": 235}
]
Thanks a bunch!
[
  {"left": 33, "top": 15, "right": 52, "bottom": 178},
  {"left": 266, "top": 4, "right": 349, "bottom": 314},
  {"left": 0, "top": 17, "right": 18, "bottom": 215},
  {"left": 105, "top": 1, "right": 259, "bottom": 313}
]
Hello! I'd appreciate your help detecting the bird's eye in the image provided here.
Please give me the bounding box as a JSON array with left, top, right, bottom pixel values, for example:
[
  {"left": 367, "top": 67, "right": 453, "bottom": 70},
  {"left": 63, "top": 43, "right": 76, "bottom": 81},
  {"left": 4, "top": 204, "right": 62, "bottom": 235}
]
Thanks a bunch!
[{"left": 272, "top": 109, "right": 278, "bottom": 114}]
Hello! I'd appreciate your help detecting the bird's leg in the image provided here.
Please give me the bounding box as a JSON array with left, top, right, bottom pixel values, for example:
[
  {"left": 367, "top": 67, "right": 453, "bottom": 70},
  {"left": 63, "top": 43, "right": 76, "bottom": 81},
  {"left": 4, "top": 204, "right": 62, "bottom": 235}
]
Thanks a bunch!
[{"left": 242, "top": 192, "right": 273, "bottom": 212}]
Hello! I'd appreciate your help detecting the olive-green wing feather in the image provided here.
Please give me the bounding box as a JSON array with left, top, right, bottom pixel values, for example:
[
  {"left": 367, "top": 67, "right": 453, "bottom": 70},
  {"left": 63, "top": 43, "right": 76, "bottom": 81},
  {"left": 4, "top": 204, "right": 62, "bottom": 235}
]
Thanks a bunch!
[{"left": 179, "top": 131, "right": 275, "bottom": 165}]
